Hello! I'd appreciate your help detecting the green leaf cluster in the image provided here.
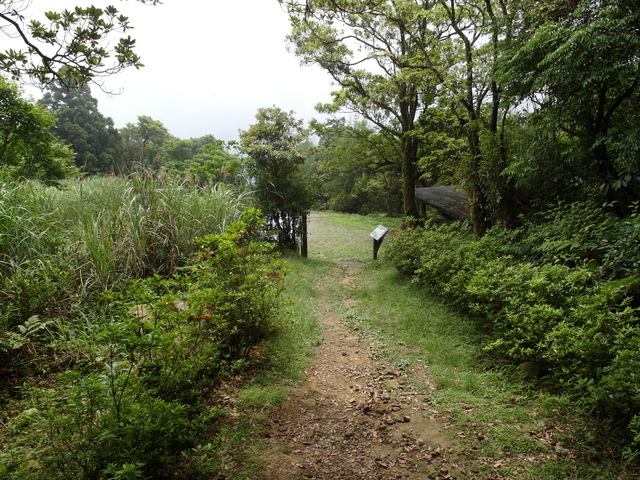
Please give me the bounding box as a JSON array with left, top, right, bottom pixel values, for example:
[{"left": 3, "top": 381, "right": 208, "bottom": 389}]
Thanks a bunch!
[
  {"left": 0, "top": 1, "right": 160, "bottom": 87},
  {"left": 0, "top": 78, "right": 77, "bottom": 184},
  {"left": 384, "top": 203, "right": 640, "bottom": 451},
  {"left": 283, "top": 0, "right": 640, "bottom": 231},
  {"left": 310, "top": 117, "right": 403, "bottom": 215}
]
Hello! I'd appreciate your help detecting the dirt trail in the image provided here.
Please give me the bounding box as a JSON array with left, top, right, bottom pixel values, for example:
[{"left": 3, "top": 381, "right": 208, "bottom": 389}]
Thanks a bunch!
[{"left": 258, "top": 215, "right": 476, "bottom": 480}]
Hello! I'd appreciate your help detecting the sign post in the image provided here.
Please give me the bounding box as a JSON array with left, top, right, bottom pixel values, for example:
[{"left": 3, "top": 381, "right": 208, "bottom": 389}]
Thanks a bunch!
[{"left": 369, "top": 225, "right": 389, "bottom": 260}]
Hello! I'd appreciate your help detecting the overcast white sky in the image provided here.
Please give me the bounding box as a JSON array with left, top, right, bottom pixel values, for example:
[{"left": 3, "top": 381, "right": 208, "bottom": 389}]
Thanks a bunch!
[{"left": 21, "top": 0, "right": 337, "bottom": 142}]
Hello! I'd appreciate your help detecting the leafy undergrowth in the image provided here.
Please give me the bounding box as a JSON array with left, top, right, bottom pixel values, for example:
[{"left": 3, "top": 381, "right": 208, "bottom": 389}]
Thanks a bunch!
[
  {"left": 174, "top": 255, "right": 326, "bottom": 479},
  {"left": 351, "top": 263, "right": 640, "bottom": 479},
  {"left": 0, "top": 211, "right": 294, "bottom": 480}
]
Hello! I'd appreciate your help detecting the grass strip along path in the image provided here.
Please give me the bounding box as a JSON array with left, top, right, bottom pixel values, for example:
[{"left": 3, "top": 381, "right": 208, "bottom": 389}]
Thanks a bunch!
[{"left": 227, "top": 212, "right": 635, "bottom": 480}]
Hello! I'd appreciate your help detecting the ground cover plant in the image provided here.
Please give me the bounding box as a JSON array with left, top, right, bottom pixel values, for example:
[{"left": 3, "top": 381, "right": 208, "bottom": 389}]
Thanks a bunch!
[
  {"left": 384, "top": 202, "right": 640, "bottom": 461},
  {"left": 0, "top": 175, "right": 294, "bottom": 479}
]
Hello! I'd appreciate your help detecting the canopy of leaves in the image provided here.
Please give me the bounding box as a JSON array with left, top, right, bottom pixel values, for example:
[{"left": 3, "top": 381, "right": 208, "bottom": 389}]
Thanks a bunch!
[
  {"left": 280, "top": 0, "right": 457, "bottom": 217},
  {"left": 39, "top": 80, "right": 120, "bottom": 175},
  {"left": 118, "top": 115, "right": 172, "bottom": 170},
  {"left": 281, "top": 0, "right": 640, "bottom": 228},
  {"left": 0, "top": 0, "right": 160, "bottom": 88},
  {"left": 0, "top": 78, "right": 76, "bottom": 184},
  {"left": 161, "top": 136, "right": 245, "bottom": 187},
  {"left": 499, "top": 0, "right": 640, "bottom": 201}
]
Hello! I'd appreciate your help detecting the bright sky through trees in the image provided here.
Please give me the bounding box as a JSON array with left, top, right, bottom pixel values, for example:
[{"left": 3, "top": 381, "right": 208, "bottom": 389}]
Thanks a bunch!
[{"left": 18, "top": 0, "right": 335, "bottom": 141}]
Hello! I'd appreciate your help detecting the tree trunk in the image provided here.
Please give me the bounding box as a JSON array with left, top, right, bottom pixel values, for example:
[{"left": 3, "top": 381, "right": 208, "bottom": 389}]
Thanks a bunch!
[
  {"left": 465, "top": 127, "right": 491, "bottom": 238},
  {"left": 401, "top": 134, "right": 419, "bottom": 218}
]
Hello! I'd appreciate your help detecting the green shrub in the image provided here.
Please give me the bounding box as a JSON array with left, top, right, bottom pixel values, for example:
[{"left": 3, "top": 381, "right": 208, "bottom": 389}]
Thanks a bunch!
[
  {"left": 384, "top": 215, "right": 640, "bottom": 452},
  {"left": 0, "top": 365, "right": 212, "bottom": 480},
  {"left": 189, "top": 209, "right": 287, "bottom": 359},
  {"left": 385, "top": 222, "right": 512, "bottom": 307},
  {"left": 514, "top": 201, "right": 640, "bottom": 280}
]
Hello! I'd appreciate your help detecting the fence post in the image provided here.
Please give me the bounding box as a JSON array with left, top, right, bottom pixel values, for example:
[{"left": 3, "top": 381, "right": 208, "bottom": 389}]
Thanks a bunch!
[{"left": 300, "top": 213, "right": 308, "bottom": 258}]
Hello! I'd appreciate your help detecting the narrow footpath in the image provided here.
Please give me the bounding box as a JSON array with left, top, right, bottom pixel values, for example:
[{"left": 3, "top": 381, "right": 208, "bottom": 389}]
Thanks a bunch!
[{"left": 257, "top": 214, "right": 481, "bottom": 480}]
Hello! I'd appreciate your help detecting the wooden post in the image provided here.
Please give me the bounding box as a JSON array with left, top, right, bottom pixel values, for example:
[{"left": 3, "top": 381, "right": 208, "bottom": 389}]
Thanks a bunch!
[
  {"left": 373, "top": 237, "right": 383, "bottom": 260},
  {"left": 300, "top": 213, "right": 308, "bottom": 258}
]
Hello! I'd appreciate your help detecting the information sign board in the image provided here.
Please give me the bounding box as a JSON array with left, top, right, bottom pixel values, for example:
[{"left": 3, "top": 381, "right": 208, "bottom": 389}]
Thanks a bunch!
[{"left": 369, "top": 225, "right": 389, "bottom": 241}]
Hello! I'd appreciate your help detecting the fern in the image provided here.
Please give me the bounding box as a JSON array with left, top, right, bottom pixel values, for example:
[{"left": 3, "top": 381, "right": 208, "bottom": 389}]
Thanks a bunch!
[{"left": 0, "top": 315, "right": 51, "bottom": 352}]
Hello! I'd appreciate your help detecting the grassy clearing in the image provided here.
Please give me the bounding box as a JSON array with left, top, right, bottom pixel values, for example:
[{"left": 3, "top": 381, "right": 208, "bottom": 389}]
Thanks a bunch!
[
  {"left": 248, "top": 256, "right": 327, "bottom": 388},
  {"left": 306, "top": 211, "right": 402, "bottom": 261}
]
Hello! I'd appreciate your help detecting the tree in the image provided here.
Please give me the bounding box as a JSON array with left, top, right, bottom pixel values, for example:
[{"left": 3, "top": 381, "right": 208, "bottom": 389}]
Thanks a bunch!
[
  {"left": 0, "top": 0, "right": 160, "bottom": 88},
  {"left": 280, "top": 0, "right": 441, "bottom": 218},
  {"left": 415, "top": 103, "right": 468, "bottom": 188},
  {"left": 239, "top": 107, "right": 313, "bottom": 250},
  {"left": 39, "top": 81, "right": 120, "bottom": 174},
  {"left": 189, "top": 140, "right": 244, "bottom": 186},
  {"left": 499, "top": 0, "right": 640, "bottom": 207},
  {"left": 312, "top": 117, "right": 402, "bottom": 215},
  {"left": 0, "top": 78, "right": 76, "bottom": 184},
  {"left": 119, "top": 115, "right": 172, "bottom": 170}
]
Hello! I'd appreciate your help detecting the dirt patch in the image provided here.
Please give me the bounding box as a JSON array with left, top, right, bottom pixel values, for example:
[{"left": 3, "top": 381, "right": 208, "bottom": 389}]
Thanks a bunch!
[{"left": 257, "top": 260, "right": 477, "bottom": 479}]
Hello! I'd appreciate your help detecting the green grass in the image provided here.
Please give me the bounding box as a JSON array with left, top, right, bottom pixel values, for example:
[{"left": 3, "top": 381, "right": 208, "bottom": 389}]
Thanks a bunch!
[
  {"left": 347, "top": 256, "right": 637, "bottom": 478},
  {"left": 306, "top": 211, "right": 402, "bottom": 261},
  {"left": 0, "top": 176, "right": 249, "bottom": 291}
]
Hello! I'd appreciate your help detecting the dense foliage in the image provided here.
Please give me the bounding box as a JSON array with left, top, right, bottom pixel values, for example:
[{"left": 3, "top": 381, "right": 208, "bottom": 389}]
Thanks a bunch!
[
  {"left": 0, "top": 78, "right": 77, "bottom": 184},
  {"left": 281, "top": 0, "right": 640, "bottom": 235},
  {"left": 239, "top": 107, "right": 314, "bottom": 250},
  {"left": 0, "top": 177, "right": 285, "bottom": 479},
  {"left": 0, "top": 175, "right": 249, "bottom": 354},
  {"left": 385, "top": 201, "right": 640, "bottom": 457},
  {"left": 310, "top": 118, "right": 403, "bottom": 215},
  {"left": 39, "top": 81, "right": 121, "bottom": 174},
  {"left": 118, "top": 115, "right": 172, "bottom": 170}
]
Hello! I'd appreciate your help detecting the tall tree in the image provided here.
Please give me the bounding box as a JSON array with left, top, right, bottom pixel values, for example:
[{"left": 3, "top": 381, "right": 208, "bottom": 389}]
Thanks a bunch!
[
  {"left": 119, "top": 115, "right": 171, "bottom": 170},
  {"left": 0, "top": 0, "right": 160, "bottom": 88},
  {"left": 280, "top": 0, "right": 442, "bottom": 218},
  {"left": 239, "top": 107, "right": 313, "bottom": 250},
  {"left": 39, "top": 81, "right": 120, "bottom": 174},
  {"left": 0, "top": 78, "right": 76, "bottom": 184}
]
